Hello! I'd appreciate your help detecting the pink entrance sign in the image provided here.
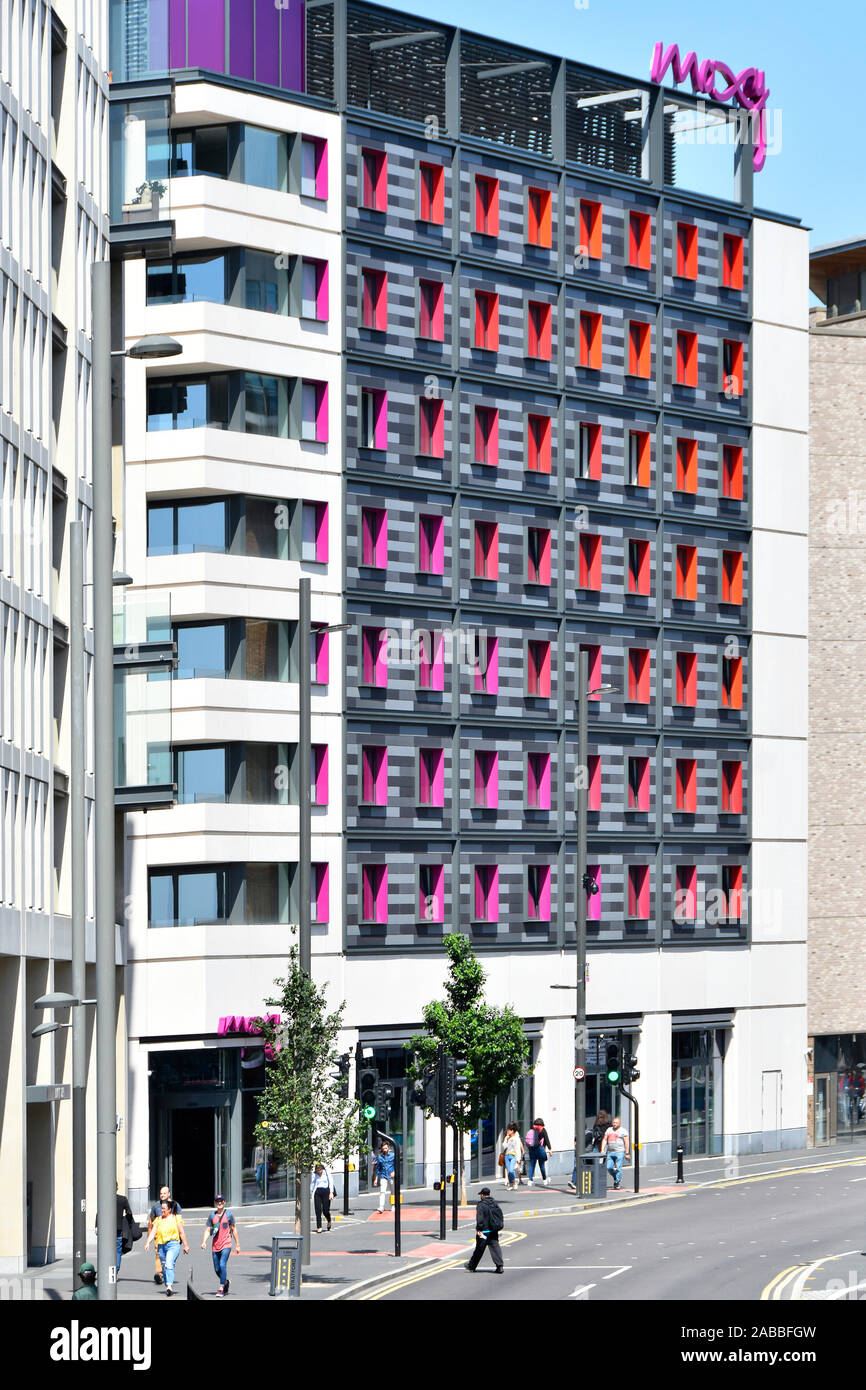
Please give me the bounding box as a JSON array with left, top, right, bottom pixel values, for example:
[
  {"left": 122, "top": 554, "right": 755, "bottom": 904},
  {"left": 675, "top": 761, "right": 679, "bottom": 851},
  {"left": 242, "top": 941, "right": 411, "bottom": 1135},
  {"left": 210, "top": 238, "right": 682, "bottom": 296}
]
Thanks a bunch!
[{"left": 650, "top": 42, "right": 769, "bottom": 172}]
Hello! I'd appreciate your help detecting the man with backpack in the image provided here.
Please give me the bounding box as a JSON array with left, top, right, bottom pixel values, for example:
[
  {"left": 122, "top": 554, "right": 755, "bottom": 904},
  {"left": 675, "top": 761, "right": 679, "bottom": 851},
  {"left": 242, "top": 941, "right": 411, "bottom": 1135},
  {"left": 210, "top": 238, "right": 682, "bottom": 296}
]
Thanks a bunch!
[{"left": 464, "top": 1187, "right": 505, "bottom": 1274}]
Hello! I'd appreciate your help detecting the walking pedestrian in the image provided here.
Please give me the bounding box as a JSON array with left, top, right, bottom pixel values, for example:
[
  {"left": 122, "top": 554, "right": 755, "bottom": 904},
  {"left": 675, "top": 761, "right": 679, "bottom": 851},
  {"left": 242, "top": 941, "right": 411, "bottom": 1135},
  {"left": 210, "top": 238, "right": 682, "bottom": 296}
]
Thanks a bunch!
[
  {"left": 569, "top": 1108, "right": 610, "bottom": 1191},
  {"left": 501, "top": 1123, "right": 524, "bottom": 1190},
  {"left": 201, "top": 1194, "right": 240, "bottom": 1297},
  {"left": 524, "top": 1117, "right": 553, "bottom": 1186},
  {"left": 464, "top": 1186, "right": 505, "bottom": 1274},
  {"left": 144, "top": 1197, "right": 190, "bottom": 1295},
  {"left": 71, "top": 1262, "right": 98, "bottom": 1300},
  {"left": 373, "top": 1140, "right": 395, "bottom": 1213},
  {"left": 254, "top": 1142, "right": 268, "bottom": 1199},
  {"left": 96, "top": 1184, "right": 135, "bottom": 1274},
  {"left": 148, "top": 1185, "right": 182, "bottom": 1285},
  {"left": 311, "top": 1163, "right": 336, "bottom": 1231},
  {"left": 601, "top": 1115, "right": 630, "bottom": 1190}
]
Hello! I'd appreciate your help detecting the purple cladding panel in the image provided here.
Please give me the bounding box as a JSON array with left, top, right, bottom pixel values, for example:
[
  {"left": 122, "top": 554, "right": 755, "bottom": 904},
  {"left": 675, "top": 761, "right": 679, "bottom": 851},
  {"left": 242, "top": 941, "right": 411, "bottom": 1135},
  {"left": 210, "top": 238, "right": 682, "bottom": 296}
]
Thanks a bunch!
[
  {"left": 188, "top": 0, "right": 225, "bottom": 70},
  {"left": 168, "top": 0, "right": 186, "bottom": 68},
  {"left": 280, "top": 0, "right": 305, "bottom": 93},
  {"left": 229, "top": 0, "right": 254, "bottom": 80},
  {"left": 254, "top": 0, "right": 279, "bottom": 87}
]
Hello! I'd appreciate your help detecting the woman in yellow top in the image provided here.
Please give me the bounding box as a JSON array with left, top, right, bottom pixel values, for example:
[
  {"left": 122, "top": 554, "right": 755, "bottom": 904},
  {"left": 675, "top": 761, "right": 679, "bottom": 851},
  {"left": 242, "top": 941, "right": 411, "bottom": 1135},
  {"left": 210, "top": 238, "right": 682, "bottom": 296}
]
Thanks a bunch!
[{"left": 144, "top": 1198, "right": 190, "bottom": 1296}]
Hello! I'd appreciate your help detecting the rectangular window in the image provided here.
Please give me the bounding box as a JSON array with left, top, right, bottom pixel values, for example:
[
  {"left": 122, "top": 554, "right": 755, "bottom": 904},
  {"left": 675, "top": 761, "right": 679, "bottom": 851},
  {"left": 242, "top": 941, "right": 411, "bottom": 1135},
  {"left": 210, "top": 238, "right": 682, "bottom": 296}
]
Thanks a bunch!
[
  {"left": 527, "top": 301, "right": 552, "bottom": 360},
  {"left": 628, "top": 431, "right": 651, "bottom": 488},
  {"left": 676, "top": 651, "right": 697, "bottom": 706},
  {"left": 526, "top": 751, "right": 552, "bottom": 810},
  {"left": 579, "top": 200, "right": 602, "bottom": 259},
  {"left": 474, "top": 406, "right": 499, "bottom": 466},
  {"left": 361, "top": 864, "right": 388, "bottom": 923},
  {"left": 587, "top": 754, "right": 602, "bottom": 811},
  {"left": 419, "top": 161, "right": 445, "bottom": 224},
  {"left": 629, "top": 211, "right": 651, "bottom": 269},
  {"left": 676, "top": 544, "right": 697, "bottom": 600},
  {"left": 721, "top": 444, "right": 744, "bottom": 500},
  {"left": 586, "top": 863, "right": 601, "bottom": 921},
  {"left": 721, "top": 655, "right": 743, "bottom": 710},
  {"left": 361, "top": 268, "right": 387, "bottom": 331},
  {"left": 578, "top": 422, "right": 602, "bottom": 481},
  {"left": 582, "top": 644, "right": 602, "bottom": 700},
  {"left": 474, "top": 750, "right": 499, "bottom": 808},
  {"left": 475, "top": 175, "right": 499, "bottom": 235},
  {"left": 527, "top": 414, "right": 552, "bottom": 474},
  {"left": 627, "top": 865, "right": 650, "bottom": 920},
  {"left": 721, "top": 550, "right": 743, "bottom": 605},
  {"left": 628, "top": 647, "right": 650, "bottom": 703},
  {"left": 418, "top": 279, "right": 445, "bottom": 341},
  {"left": 473, "top": 635, "right": 499, "bottom": 694},
  {"left": 301, "top": 380, "right": 328, "bottom": 443},
  {"left": 302, "top": 501, "right": 328, "bottom": 562},
  {"left": 418, "top": 631, "right": 445, "bottom": 691},
  {"left": 527, "top": 640, "right": 552, "bottom": 698},
  {"left": 722, "top": 233, "right": 744, "bottom": 290},
  {"left": 721, "top": 864, "right": 743, "bottom": 922},
  {"left": 527, "top": 864, "right": 552, "bottom": 922},
  {"left": 722, "top": 340, "right": 743, "bottom": 397},
  {"left": 721, "top": 759, "right": 743, "bottom": 814},
  {"left": 675, "top": 758, "right": 697, "bottom": 812},
  {"left": 361, "top": 627, "right": 388, "bottom": 687},
  {"left": 627, "top": 755, "right": 650, "bottom": 811},
  {"left": 360, "top": 507, "right": 388, "bottom": 569},
  {"left": 360, "top": 389, "right": 387, "bottom": 450},
  {"left": 579, "top": 311, "right": 602, "bottom": 369},
  {"left": 418, "top": 397, "right": 445, "bottom": 458},
  {"left": 676, "top": 223, "right": 698, "bottom": 279},
  {"left": 312, "top": 744, "right": 329, "bottom": 806},
  {"left": 675, "top": 866, "right": 697, "bottom": 924},
  {"left": 628, "top": 321, "right": 651, "bottom": 378},
  {"left": 361, "top": 745, "right": 388, "bottom": 805},
  {"left": 527, "top": 527, "right": 552, "bottom": 586},
  {"left": 676, "top": 438, "right": 698, "bottom": 493},
  {"left": 418, "top": 514, "right": 445, "bottom": 574},
  {"left": 310, "top": 862, "right": 329, "bottom": 924},
  {"left": 474, "top": 291, "right": 499, "bottom": 351},
  {"left": 361, "top": 148, "right": 387, "bottom": 211},
  {"left": 301, "top": 136, "right": 328, "bottom": 199},
  {"left": 418, "top": 747, "right": 445, "bottom": 806},
  {"left": 474, "top": 864, "right": 499, "bottom": 922},
  {"left": 310, "top": 627, "right": 329, "bottom": 686},
  {"left": 627, "top": 538, "right": 651, "bottom": 595},
  {"left": 474, "top": 521, "right": 499, "bottom": 580},
  {"left": 301, "top": 258, "right": 329, "bottom": 321},
  {"left": 676, "top": 331, "right": 698, "bottom": 387},
  {"left": 419, "top": 864, "right": 445, "bottom": 923},
  {"left": 527, "top": 187, "right": 553, "bottom": 247},
  {"left": 579, "top": 533, "right": 602, "bottom": 590}
]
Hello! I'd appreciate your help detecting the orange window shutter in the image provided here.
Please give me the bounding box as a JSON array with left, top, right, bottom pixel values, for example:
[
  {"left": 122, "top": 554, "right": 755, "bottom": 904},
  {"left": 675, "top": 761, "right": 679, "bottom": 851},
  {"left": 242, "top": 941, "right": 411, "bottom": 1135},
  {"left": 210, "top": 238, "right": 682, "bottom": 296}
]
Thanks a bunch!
[
  {"left": 723, "top": 234, "right": 743, "bottom": 289},
  {"left": 677, "top": 439, "right": 697, "bottom": 492},
  {"left": 636, "top": 432, "right": 651, "bottom": 487},
  {"left": 580, "top": 200, "right": 602, "bottom": 259}
]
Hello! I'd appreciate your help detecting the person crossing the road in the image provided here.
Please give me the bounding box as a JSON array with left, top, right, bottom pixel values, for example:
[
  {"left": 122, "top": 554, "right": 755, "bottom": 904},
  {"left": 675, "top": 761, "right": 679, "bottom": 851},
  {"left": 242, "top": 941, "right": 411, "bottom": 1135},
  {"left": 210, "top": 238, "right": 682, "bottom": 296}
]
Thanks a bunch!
[
  {"left": 374, "top": 1140, "right": 395, "bottom": 1213},
  {"left": 464, "top": 1187, "right": 505, "bottom": 1274},
  {"left": 601, "top": 1115, "right": 630, "bottom": 1190}
]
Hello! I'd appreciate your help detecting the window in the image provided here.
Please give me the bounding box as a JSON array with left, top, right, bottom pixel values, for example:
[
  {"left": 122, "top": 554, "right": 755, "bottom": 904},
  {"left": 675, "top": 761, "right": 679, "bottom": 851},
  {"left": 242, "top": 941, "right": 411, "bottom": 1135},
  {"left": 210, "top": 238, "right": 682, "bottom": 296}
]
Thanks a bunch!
[
  {"left": 361, "top": 627, "right": 388, "bottom": 687},
  {"left": 627, "top": 756, "right": 650, "bottom": 811},
  {"left": 587, "top": 754, "right": 602, "bottom": 811},
  {"left": 146, "top": 252, "right": 227, "bottom": 306},
  {"left": 419, "top": 865, "right": 445, "bottom": 922},
  {"left": 578, "top": 422, "right": 602, "bottom": 481},
  {"left": 527, "top": 864, "right": 551, "bottom": 922},
  {"left": 475, "top": 175, "right": 499, "bottom": 235},
  {"left": 360, "top": 389, "right": 387, "bottom": 450},
  {"left": 629, "top": 211, "right": 651, "bottom": 269},
  {"left": 474, "top": 751, "right": 499, "bottom": 808},
  {"left": 301, "top": 380, "right": 328, "bottom": 443},
  {"left": 628, "top": 430, "right": 651, "bottom": 487},
  {"left": 310, "top": 626, "right": 329, "bottom": 686},
  {"left": 474, "top": 865, "right": 499, "bottom": 922},
  {"left": 581, "top": 644, "right": 602, "bottom": 700},
  {"left": 627, "top": 538, "right": 651, "bottom": 595},
  {"left": 418, "top": 279, "right": 445, "bottom": 340},
  {"left": 720, "top": 864, "right": 742, "bottom": 922},
  {"left": 676, "top": 331, "right": 698, "bottom": 387},
  {"left": 586, "top": 864, "right": 601, "bottom": 921},
  {"left": 418, "top": 631, "right": 445, "bottom": 691},
  {"left": 311, "top": 863, "right": 330, "bottom": 924},
  {"left": 474, "top": 521, "right": 499, "bottom": 580},
  {"left": 721, "top": 550, "right": 743, "bottom": 605},
  {"left": 628, "top": 321, "right": 651, "bottom": 378},
  {"left": 361, "top": 148, "right": 387, "bottom": 211},
  {"left": 579, "top": 533, "right": 602, "bottom": 590},
  {"left": 361, "top": 268, "right": 387, "bottom": 331},
  {"left": 300, "top": 258, "right": 328, "bottom": 321},
  {"left": 418, "top": 397, "right": 445, "bottom": 458},
  {"left": 147, "top": 498, "right": 228, "bottom": 556},
  {"left": 676, "top": 544, "right": 697, "bottom": 600},
  {"left": 360, "top": 507, "right": 387, "bottom": 569},
  {"left": 722, "top": 233, "right": 743, "bottom": 290},
  {"left": 418, "top": 514, "right": 444, "bottom": 574},
  {"left": 474, "top": 406, "right": 499, "bottom": 465},
  {"left": 301, "top": 136, "right": 328, "bottom": 199},
  {"left": 302, "top": 501, "right": 328, "bottom": 562},
  {"left": 675, "top": 758, "right": 697, "bottom": 812},
  {"left": 419, "top": 161, "right": 445, "bottom": 224},
  {"left": 676, "top": 438, "right": 698, "bottom": 493},
  {"left": 526, "top": 752, "right": 552, "bottom": 810},
  {"left": 721, "top": 759, "right": 743, "bottom": 813},
  {"left": 527, "top": 640, "right": 552, "bottom": 698},
  {"left": 527, "top": 187, "right": 552, "bottom": 247},
  {"left": 579, "top": 311, "right": 602, "bottom": 369},
  {"left": 721, "top": 444, "right": 743, "bottom": 500},
  {"left": 361, "top": 864, "right": 388, "bottom": 923},
  {"left": 527, "top": 527, "right": 551, "bottom": 585},
  {"left": 579, "top": 200, "right": 602, "bottom": 259},
  {"left": 676, "top": 223, "right": 698, "bottom": 279},
  {"left": 473, "top": 635, "right": 499, "bottom": 694},
  {"left": 311, "top": 745, "right": 329, "bottom": 806},
  {"left": 527, "top": 301, "right": 552, "bottom": 360},
  {"left": 627, "top": 865, "right": 650, "bottom": 920},
  {"left": 527, "top": 414, "right": 552, "bottom": 474},
  {"left": 721, "top": 654, "right": 743, "bottom": 710},
  {"left": 627, "top": 648, "right": 650, "bottom": 703},
  {"left": 474, "top": 291, "right": 499, "bottom": 351},
  {"left": 148, "top": 863, "right": 289, "bottom": 927},
  {"left": 675, "top": 866, "right": 697, "bottom": 924},
  {"left": 360, "top": 746, "right": 388, "bottom": 805},
  {"left": 418, "top": 747, "right": 445, "bottom": 806},
  {"left": 147, "top": 375, "right": 228, "bottom": 431},
  {"left": 676, "top": 651, "right": 697, "bottom": 706},
  {"left": 722, "top": 340, "right": 743, "bottom": 397}
]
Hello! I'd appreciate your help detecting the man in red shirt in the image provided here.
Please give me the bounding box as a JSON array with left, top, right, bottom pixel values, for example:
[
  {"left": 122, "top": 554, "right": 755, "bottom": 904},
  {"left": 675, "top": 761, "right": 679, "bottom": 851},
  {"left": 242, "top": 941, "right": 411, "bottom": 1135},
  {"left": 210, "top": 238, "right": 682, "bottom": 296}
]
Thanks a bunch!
[
  {"left": 600, "top": 1117, "right": 630, "bottom": 1190},
  {"left": 201, "top": 1195, "right": 241, "bottom": 1297}
]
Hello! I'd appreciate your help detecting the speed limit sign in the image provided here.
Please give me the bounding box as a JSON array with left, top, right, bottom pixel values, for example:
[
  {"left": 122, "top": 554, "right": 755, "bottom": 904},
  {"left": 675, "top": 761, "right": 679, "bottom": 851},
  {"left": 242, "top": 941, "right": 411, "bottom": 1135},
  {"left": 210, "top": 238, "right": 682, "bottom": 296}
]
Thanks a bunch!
[{"left": 573, "top": 1065, "right": 586, "bottom": 1081}]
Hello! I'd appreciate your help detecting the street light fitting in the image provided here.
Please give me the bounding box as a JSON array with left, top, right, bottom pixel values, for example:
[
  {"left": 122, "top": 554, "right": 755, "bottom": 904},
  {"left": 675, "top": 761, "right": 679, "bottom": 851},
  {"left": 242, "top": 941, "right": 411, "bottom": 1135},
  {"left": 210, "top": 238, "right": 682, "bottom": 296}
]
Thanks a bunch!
[
  {"left": 32, "top": 1021, "right": 66, "bottom": 1037},
  {"left": 589, "top": 684, "right": 619, "bottom": 695},
  {"left": 123, "top": 334, "right": 183, "bottom": 359},
  {"left": 35, "top": 992, "right": 80, "bottom": 1009}
]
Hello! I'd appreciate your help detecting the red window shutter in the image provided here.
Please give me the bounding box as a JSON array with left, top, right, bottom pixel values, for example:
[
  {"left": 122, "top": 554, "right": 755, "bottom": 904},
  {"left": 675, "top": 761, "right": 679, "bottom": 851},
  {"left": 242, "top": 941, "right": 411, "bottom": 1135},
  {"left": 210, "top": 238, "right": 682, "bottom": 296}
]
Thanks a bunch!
[
  {"left": 629, "top": 211, "right": 651, "bottom": 268},
  {"left": 419, "top": 162, "right": 444, "bottom": 224},
  {"left": 527, "top": 414, "right": 552, "bottom": 474},
  {"left": 528, "top": 302, "right": 552, "bottom": 360},
  {"left": 676, "top": 438, "right": 698, "bottom": 492},
  {"left": 580, "top": 311, "right": 602, "bottom": 369},
  {"left": 628, "top": 648, "right": 650, "bottom": 703},
  {"left": 676, "top": 546, "right": 697, "bottom": 600},
  {"left": 676, "top": 223, "right": 697, "bottom": 278},
  {"left": 723, "top": 340, "right": 743, "bottom": 396},
  {"left": 676, "top": 331, "right": 697, "bottom": 387},
  {"left": 579, "top": 200, "right": 602, "bottom": 259},
  {"left": 629, "top": 321, "right": 650, "bottom": 377},
  {"left": 475, "top": 175, "right": 499, "bottom": 235},
  {"left": 528, "top": 187, "right": 552, "bottom": 247},
  {"left": 675, "top": 651, "right": 697, "bottom": 706},
  {"left": 722, "top": 551, "right": 743, "bottom": 605},
  {"left": 722, "top": 444, "right": 743, "bottom": 500},
  {"left": 722, "top": 655, "right": 743, "bottom": 709},
  {"left": 676, "top": 759, "right": 697, "bottom": 812},
  {"left": 723, "top": 234, "right": 743, "bottom": 289},
  {"left": 628, "top": 538, "right": 650, "bottom": 595},
  {"left": 722, "top": 760, "right": 743, "bottom": 813},
  {"left": 579, "top": 534, "right": 602, "bottom": 590}
]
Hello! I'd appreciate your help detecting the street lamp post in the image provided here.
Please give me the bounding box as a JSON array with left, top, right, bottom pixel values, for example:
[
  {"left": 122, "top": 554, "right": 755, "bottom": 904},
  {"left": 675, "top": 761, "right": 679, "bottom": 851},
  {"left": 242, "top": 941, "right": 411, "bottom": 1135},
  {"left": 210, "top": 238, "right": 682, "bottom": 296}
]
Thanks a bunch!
[
  {"left": 575, "top": 648, "right": 589, "bottom": 1189},
  {"left": 70, "top": 522, "right": 86, "bottom": 1288}
]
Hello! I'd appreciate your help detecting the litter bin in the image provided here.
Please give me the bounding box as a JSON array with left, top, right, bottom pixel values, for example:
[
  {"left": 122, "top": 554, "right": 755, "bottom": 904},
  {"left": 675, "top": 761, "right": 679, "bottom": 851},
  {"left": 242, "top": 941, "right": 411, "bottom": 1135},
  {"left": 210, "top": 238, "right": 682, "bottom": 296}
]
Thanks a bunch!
[
  {"left": 269, "top": 1234, "right": 303, "bottom": 1297},
  {"left": 579, "top": 1153, "right": 608, "bottom": 1199}
]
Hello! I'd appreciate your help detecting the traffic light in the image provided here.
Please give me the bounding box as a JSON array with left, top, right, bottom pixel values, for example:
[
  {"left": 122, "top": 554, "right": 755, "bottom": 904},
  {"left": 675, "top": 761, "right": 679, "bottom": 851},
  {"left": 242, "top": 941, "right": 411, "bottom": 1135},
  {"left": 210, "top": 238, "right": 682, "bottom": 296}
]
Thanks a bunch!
[
  {"left": 622, "top": 1052, "right": 640, "bottom": 1086},
  {"left": 453, "top": 1058, "right": 469, "bottom": 1105},
  {"left": 376, "top": 1080, "right": 393, "bottom": 1124},
  {"left": 331, "top": 1052, "right": 351, "bottom": 1099},
  {"left": 605, "top": 1040, "right": 621, "bottom": 1085},
  {"left": 359, "top": 1065, "right": 378, "bottom": 1122},
  {"left": 441, "top": 1055, "right": 456, "bottom": 1120},
  {"left": 409, "top": 1066, "right": 440, "bottom": 1114}
]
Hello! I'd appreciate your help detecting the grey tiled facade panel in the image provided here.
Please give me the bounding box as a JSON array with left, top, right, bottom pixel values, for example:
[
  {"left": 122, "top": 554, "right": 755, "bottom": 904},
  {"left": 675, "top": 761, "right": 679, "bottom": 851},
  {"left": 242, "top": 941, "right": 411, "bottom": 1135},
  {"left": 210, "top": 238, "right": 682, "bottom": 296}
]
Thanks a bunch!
[{"left": 662, "top": 199, "right": 750, "bottom": 310}]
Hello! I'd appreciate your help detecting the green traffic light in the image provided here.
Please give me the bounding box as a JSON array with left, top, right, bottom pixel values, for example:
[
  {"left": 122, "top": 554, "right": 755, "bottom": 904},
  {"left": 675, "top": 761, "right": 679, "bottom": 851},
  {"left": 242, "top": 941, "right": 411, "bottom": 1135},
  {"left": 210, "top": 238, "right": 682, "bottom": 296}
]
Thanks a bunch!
[
  {"left": 362, "top": 1104, "right": 376, "bottom": 1120},
  {"left": 606, "top": 1069, "right": 621, "bottom": 1084}
]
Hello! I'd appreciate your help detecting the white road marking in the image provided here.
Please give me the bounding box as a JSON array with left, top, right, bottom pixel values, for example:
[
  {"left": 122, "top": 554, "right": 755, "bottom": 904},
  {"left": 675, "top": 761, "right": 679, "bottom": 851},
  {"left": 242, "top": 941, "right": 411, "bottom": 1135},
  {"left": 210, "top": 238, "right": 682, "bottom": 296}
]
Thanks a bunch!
[
  {"left": 569, "top": 1283, "right": 597, "bottom": 1298},
  {"left": 602, "top": 1266, "right": 631, "bottom": 1280}
]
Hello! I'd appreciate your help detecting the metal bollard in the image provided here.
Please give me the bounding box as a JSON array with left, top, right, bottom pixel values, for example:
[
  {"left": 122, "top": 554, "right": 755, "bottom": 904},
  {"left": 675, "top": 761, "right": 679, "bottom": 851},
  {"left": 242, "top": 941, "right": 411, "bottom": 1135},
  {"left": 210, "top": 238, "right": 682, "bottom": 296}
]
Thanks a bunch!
[{"left": 676, "top": 1145, "right": 685, "bottom": 1184}]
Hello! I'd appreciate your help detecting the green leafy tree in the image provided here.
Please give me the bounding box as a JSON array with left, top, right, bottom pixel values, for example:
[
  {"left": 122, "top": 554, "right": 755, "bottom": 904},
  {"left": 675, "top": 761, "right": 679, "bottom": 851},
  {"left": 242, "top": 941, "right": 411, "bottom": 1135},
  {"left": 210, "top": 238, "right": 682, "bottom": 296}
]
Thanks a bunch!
[
  {"left": 407, "top": 933, "right": 532, "bottom": 1201},
  {"left": 253, "top": 946, "right": 368, "bottom": 1230}
]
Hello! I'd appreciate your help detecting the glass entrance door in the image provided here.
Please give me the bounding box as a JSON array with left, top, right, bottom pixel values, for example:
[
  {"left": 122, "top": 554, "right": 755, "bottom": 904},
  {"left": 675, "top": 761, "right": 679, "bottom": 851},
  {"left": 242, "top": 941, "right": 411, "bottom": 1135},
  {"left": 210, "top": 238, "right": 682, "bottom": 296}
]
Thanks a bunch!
[
  {"left": 815, "top": 1075, "right": 830, "bottom": 1145},
  {"left": 672, "top": 1030, "right": 721, "bottom": 1157}
]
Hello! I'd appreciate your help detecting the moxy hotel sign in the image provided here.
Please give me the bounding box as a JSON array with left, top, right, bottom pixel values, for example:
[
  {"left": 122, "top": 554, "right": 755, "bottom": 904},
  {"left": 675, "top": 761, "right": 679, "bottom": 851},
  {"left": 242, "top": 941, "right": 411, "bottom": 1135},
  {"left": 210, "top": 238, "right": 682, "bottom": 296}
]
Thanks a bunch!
[
  {"left": 651, "top": 42, "right": 769, "bottom": 171},
  {"left": 218, "top": 1013, "right": 280, "bottom": 1059}
]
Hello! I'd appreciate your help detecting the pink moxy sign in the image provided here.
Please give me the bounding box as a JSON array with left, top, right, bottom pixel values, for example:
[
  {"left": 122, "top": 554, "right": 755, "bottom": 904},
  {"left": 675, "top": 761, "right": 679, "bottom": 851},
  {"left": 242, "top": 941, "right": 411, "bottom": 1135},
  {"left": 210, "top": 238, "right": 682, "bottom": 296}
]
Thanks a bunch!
[{"left": 650, "top": 42, "right": 769, "bottom": 172}]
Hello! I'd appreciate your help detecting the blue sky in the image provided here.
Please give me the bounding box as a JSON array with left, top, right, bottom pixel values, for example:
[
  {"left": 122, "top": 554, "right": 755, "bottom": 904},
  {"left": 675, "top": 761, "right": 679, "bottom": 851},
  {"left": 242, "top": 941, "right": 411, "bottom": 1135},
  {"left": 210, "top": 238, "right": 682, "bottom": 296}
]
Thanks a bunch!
[{"left": 387, "top": 0, "right": 856, "bottom": 249}]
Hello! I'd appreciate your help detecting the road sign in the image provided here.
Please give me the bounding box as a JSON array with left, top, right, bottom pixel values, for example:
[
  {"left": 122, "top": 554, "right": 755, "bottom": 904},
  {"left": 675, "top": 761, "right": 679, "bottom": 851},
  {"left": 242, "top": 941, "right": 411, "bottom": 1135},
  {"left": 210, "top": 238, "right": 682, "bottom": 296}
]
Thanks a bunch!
[{"left": 573, "top": 1065, "right": 586, "bottom": 1081}]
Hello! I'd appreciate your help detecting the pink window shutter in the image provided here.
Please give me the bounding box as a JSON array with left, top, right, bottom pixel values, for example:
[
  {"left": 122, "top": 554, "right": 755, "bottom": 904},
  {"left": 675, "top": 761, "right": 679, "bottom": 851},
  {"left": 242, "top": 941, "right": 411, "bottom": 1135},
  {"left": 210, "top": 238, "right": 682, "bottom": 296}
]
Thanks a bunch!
[
  {"left": 315, "top": 503, "right": 328, "bottom": 563},
  {"left": 362, "top": 748, "right": 375, "bottom": 803},
  {"left": 375, "top": 748, "right": 388, "bottom": 804},
  {"left": 433, "top": 867, "right": 444, "bottom": 921},
  {"left": 419, "top": 750, "right": 431, "bottom": 803},
  {"left": 431, "top": 632, "right": 444, "bottom": 691},
  {"left": 432, "top": 283, "right": 444, "bottom": 340},
  {"left": 419, "top": 517, "right": 431, "bottom": 571},
  {"left": 539, "top": 866, "right": 551, "bottom": 920},
  {"left": 539, "top": 754, "right": 551, "bottom": 809},
  {"left": 376, "top": 866, "right": 388, "bottom": 921},
  {"left": 432, "top": 749, "right": 444, "bottom": 805},
  {"left": 587, "top": 866, "right": 601, "bottom": 921},
  {"left": 316, "top": 746, "right": 328, "bottom": 804},
  {"left": 374, "top": 392, "right": 387, "bottom": 450},
  {"left": 527, "top": 754, "right": 538, "bottom": 807},
  {"left": 490, "top": 752, "right": 499, "bottom": 807},
  {"left": 315, "top": 864, "right": 329, "bottom": 922},
  {"left": 362, "top": 630, "right": 374, "bottom": 685},
  {"left": 474, "top": 868, "right": 485, "bottom": 920},
  {"left": 317, "top": 261, "right": 329, "bottom": 320},
  {"left": 432, "top": 399, "right": 444, "bottom": 457},
  {"left": 432, "top": 517, "right": 444, "bottom": 574},
  {"left": 374, "top": 629, "right": 387, "bottom": 687},
  {"left": 489, "top": 866, "right": 499, "bottom": 919},
  {"left": 362, "top": 867, "right": 374, "bottom": 920},
  {"left": 588, "top": 754, "right": 601, "bottom": 811},
  {"left": 362, "top": 272, "right": 374, "bottom": 327},
  {"left": 474, "top": 752, "right": 485, "bottom": 805},
  {"left": 376, "top": 510, "right": 387, "bottom": 568},
  {"left": 317, "top": 631, "right": 329, "bottom": 685},
  {"left": 316, "top": 139, "right": 328, "bottom": 199}
]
